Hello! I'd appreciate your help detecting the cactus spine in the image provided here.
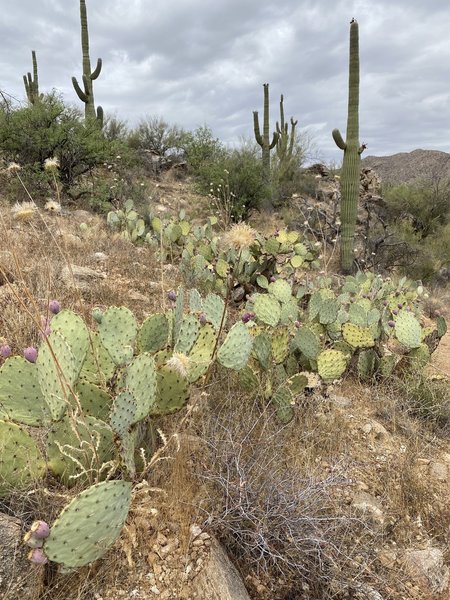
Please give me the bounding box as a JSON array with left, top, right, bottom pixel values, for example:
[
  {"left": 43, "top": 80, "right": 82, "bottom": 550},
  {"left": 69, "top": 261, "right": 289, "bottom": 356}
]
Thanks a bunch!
[
  {"left": 253, "top": 83, "right": 279, "bottom": 208},
  {"left": 332, "top": 19, "right": 365, "bottom": 274},
  {"left": 23, "top": 51, "right": 43, "bottom": 105},
  {"left": 275, "top": 94, "right": 298, "bottom": 178},
  {"left": 72, "top": 0, "right": 103, "bottom": 127}
]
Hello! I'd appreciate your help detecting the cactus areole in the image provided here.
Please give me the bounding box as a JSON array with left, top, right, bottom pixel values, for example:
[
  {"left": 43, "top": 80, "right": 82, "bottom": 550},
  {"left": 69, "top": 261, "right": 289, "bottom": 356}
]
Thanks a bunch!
[{"left": 332, "top": 19, "right": 365, "bottom": 274}]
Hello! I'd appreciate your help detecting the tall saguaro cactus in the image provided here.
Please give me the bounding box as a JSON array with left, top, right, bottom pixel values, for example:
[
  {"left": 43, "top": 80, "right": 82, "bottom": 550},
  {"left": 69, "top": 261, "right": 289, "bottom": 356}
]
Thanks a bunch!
[
  {"left": 253, "top": 83, "right": 279, "bottom": 193},
  {"left": 332, "top": 19, "right": 365, "bottom": 274},
  {"left": 276, "top": 94, "right": 298, "bottom": 178},
  {"left": 72, "top": 0, "right": 103, "bottom": 127},
  {"left": 23, "top": 51, "right": 43, "bottom": 105}
]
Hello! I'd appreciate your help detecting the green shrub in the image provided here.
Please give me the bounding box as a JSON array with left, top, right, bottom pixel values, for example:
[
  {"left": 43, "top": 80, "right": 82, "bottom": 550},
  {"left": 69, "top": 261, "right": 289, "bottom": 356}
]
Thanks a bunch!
[{"left": 128, "top": 116, "right": 185, "bottom": 156}]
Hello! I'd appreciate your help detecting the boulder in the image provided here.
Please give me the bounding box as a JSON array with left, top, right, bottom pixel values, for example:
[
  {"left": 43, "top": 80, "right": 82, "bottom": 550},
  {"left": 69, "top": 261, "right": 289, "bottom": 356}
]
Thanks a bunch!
[
  {"left": 402, "top": 547, "right": 449, "bottom": 594},
  {"left": 191, "top": 537, "right": 251, "bottom": 600},
  {"left": 61, "top": 264, "right": 106, "bottom": 291},
  {"left": 0, "top": 512, "right": 42, "bottom": 599}
]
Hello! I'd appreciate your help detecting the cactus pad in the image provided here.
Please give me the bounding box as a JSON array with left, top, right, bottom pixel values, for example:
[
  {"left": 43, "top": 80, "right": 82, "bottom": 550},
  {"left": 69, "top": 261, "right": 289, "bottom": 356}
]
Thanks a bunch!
[
  {"left": 203, "top": 293, "right": 225, "bottom": 331},
  {"left": 217, "top": 322, "right": 253, "bottom": 371},
  {"left": 154, "top": 366, "right": 189, "bottom": 414},
  {"left": 44, "top": 480, "right": 132, "bottom": 567},
  {"left": 294, "top": 327, "right": 320, "bottom": 360},
  {"left": 317, "top": 350, "right": 347, "bottom": 382},
  {"left": 80, "top": 332, "right": 116, "bottom": 385},
  {"left": 98, "top": 307, "right": 137, "bottom": 365},
  {"left": 0, "top": 357, "right": 49, "bottom": 426},
  {"left": 394, "top": 311, "right": 422, "bottom": 349},
  {"left": 268, "top": 279, "right": 292, "bottom": 303},
  {"left": 253, "top": 294, "right": 281, "bottom": 327},
  {"left": 0, "top": 420, "right": 46, "bottom": 496},
  {"left": 125, "top": 353, "right": 157, "bottom": 421},
  {"left": 271, "top": 328, "right": 289, "bottom": 363},
  {"left": 74, "top": 378, "right": 112, "bottom": 421},
  {"left": 174, "top": 315, "right": 200, "bottom": 355},
  {"left": 342, "top": 323, "right": 375, "bottom": 348},
  {"left": 187, "top": 324, "right": 216, "bottom": 382},
  {"left": 357, "top": 349, "right": 379, "bottom": 380},
  {"left": 137, "top": 314, "right": 169, "bottom": 353},
  {"left": 252, "top": 332, "right": 272, "bottom": 370},
  {"left": 50, "top": 310, "right": 89, "bottom": 375}
]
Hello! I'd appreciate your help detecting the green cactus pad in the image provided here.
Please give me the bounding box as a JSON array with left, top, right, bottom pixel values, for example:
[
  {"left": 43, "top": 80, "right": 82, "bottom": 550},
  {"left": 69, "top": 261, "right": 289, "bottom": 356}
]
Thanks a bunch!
[
  {"left": 0, "top": 420, "right": 46, "bottom": 496},
  {"left": 74, "top": 378, "right": 112, "bottom": 421},
  {"left": 357, "top": 349, "right": 379, "bottom": 380},
  {"left": 137, "top": 314, "right": 169, "bottom": 353},
  {"left": 37, "top": 331, "right": 78, "bottom": 421},
  {"left": 317, "top": 350, "right": 347, "bottom": 383},
  {"left": 98, "top": 307, "right": 137, "bottom": 365},
  {"left": 252, "top": 332, "right": 272, "bottom": 370},
  {"left": 406, "top": 343, "right": 430, "bottom": 371},
  {"left": 153, "top": 366, "right": 189, "bottom": 414},
  {"left": 110, "top": 391, "right": 136, "bottom": 437},
  {"left": 394, "top": 311, "right": 422, "bottom": 349},
  {"left": 268, "top": 279, "right": 292, "bottom": 303},
  {"left": 319, "top": 298, "right": 339, "bottom": 325},
  {"left": 279, "top": 298, "right": 299, "bottom": 325},
  {"left": 174, "top": 315, "right": 200, "bottom": 355},
  {"left": 271, "top": 328, "right": 289, "bottom": 364},
  {"left": 378, "top": 353, "right": 399, "bottom": 378},
  {"left": 50, "top": 310, "right": 89, "bottom": 376},
  {"left": 47, "top": 416, "right": 115, "bottom": 487},
  {"left": 80, "top": 332, "right": 116, "bottom": 386},
  {"left": 238, "top": 366, "right": 260, "bottom": 391},
  {"left": 253, "top": 294, "right": 281, "bottom": 327},
  {"left": 172, "top": 287, "right": 185, "bottom": 346},
  {"left": 272, "top": 387, "right": 294, "bottom": 424},
  {"left": 118, "top": 430, "right": 137, "bottom": 478},
  {"left": 189, "top": 288, "right": 203, "bottom": 312},
  {"left": 436, "top": 315, "right": 447, "bottom": 338},
  {"left": 44, "top": 480, "right": 132, "bottom": 568},
  {"left": 203, "top": 293, "right": 225, "bottom": 331},
  {"left": 308, "top": 291, "right": 323, "bottom": 320},
  {"left": 187, "top": 324, "right": 216, "bottom": 382},
  {"left": 217, "top": 323, "right": 253, "bottom": 371},
  {"left": 125, "top": 354, "right": 157, "bottom": 421},
  {"left": 342, "top": 323, "right": 375, "bottom": 348},
  {"left": 348, "top": 303, "right": 368, "bottom": 327},
  {"left": 0, "top": 357, "right": 49, "bottom": 426},
  {"left": 287, "top": 373, "right": 308, "bottom": 395},
  {"left": 294, "top": 327, "right": 320, "bottom": 360}
]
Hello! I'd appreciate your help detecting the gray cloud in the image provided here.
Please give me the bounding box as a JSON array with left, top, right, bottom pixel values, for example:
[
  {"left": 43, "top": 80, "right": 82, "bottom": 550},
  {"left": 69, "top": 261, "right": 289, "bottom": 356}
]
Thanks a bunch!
[{"left": 2, "top": 0, "right": 450, "bottom": 163}]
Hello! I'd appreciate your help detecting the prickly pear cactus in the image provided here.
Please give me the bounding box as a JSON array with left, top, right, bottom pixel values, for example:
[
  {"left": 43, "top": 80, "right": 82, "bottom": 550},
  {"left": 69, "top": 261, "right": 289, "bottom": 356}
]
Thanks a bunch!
[
  {"left": 98, "top": 307, "right": 137, "bottom": 365},
  {"left": 217, "top": 322, "right": 253, "bottom": 370},
  {"left": 203, "top": 293, "right": 225, "bottom": 331},
  {"left": 44, "top": 480, "right": 132, "bottom": 568},
  {"left": 394, "top": 311, "right": 422, "bottom": 349},
  {"left": 137, "top": 314, "right": 169, "bottom": 354},
  {"left": 317, "top": 350, "right": 347, "bottom": 383},
  {"left": 174, "top": 315, "right": 200, "bottom": 355},
  {"left": 0, "top": 357, "right": 50, "bottom": 425},
  {"left": 253, "top": 294, "right": 281, "bottom": 327},
  {"left": 154, "top": 366, "right": 190, "bottom": 414},
  {"left": 294, "top": 327, "right": 321, "bottom": 361},
  {"left": 342, "top": 323, "right": 374, "bottom": 348},
  {"left": 74, "top": 378, "right": 112, "bottom": 421},
  {"left": 80, "top": 332, "right": 116, "bottom": 385},
  {"left": 187, "top": 324, "right": 216, "bottom": 382},
  {"left": 50, "top": 310, "right": 89, "bottom": 375},
  {"left": 0, "top": 420, "right": 46, "bottom": 496}
]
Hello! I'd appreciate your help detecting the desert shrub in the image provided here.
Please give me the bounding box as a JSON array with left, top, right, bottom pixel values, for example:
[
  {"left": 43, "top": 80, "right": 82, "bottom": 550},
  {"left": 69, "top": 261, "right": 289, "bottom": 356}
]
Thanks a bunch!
[
  {"left": 180, "top": 124, "right": 227, "bottom": 177},
  {"left": 128, "top": 116, "right": 185, "bottom": 156},
  {"left": 102, "top": 114, "right": 129, "bottom": 141},
  {"left": 0, "top": 92, "right": 132, "bottom": 198}
]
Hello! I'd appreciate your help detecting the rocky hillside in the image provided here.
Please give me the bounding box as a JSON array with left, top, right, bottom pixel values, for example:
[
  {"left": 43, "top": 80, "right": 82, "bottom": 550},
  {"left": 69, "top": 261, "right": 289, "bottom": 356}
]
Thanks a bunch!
[{"left": 362, "top": 148, "right": 450, "bottom": 186}]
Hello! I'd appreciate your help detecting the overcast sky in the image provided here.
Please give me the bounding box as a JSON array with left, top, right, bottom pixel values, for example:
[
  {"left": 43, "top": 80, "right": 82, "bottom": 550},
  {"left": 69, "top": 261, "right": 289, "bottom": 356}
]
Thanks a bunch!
[{"left": 2, "top": 0, "right": 450, "bottom": 164}]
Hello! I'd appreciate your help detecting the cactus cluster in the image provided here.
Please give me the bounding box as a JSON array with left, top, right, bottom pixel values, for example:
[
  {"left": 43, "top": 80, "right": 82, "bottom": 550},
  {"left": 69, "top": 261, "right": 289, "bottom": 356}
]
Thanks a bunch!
[{"left": 23, "top": 50, "right": 44, "bottom": 105}]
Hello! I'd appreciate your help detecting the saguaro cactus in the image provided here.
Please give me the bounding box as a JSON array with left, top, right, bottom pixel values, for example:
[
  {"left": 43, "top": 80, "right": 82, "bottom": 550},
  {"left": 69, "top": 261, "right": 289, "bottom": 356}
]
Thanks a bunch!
[
  {"left": 332, "top": 19, "right": 365, "bottom": 274},
  {"left": 253, "top": 83, "right": 279, "bottom": 196},
  {"left": 276, "top": 94, "right": 298, "bottom": 178},
  {"left": 72, "top": 0, "right": 103, "bottom": 127},
  {"left": 23, "top": 51, "right": 43, "bottom": 105}
]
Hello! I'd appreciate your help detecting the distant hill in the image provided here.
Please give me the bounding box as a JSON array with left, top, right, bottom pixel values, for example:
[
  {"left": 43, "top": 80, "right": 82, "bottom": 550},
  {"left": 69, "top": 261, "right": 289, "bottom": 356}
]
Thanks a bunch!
[{"left": 362, "top": 149, "right": 450, "bottom": 186}]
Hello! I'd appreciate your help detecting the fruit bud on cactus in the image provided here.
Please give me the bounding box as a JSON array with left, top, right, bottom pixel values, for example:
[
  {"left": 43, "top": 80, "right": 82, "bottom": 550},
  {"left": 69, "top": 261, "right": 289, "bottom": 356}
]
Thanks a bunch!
[
  {"left": 92, "top": 307, "right": 103, "bottom": 324},
  {"left": 0, "top": 344, "right": 12, "bottom": 358},
  {"left": 48, "top": 300, "right": 61, "bottom": 314},
  {"left": 27, "top": 548, "right": 48, "bottom": 564},
  {"left": 294, "top": 320, "right": 301, "bottom": 328},
  {"left": 199, "top": 312, "right": 207, "bottom": 325},
  {"left": 241, "top": 312, "right": 255, "bottom": 323},
  {"left": 24, "top": 347, "right": 38, "bottom": 363},
  {"left": 388, "top": 320, "right": 395, "bottom": 328},
  {"left": 23, "top": 531, "right": 43, "bottom": 549},
  {"left": 30, "top": 520, "right": 50, "bottom": 539},
  {"left": 168, "top": 290, "right": 177, "bottom": 301}
]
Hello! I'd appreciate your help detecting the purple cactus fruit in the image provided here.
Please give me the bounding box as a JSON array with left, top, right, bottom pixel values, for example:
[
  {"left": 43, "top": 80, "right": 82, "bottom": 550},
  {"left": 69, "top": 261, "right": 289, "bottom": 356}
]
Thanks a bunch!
[
  {"left": 23, "top": 531, "right": 43, "bottom": 549},
  {"left": 241, "top": 312, "right": 255, "bottom": 324},
  {"left": 30, "top": 520, "right": 50, "bottom": 539},
  {"left": 270, "top": 276, "right": 276, "bottom": 283},
  {"left": 198, "top": 312, "right": 207, "bottom": 325},
  {"left": 24, "top": 347, "right": 38, "bottom": 363},
  {"left": 168, "top": 290, "right": 177, "bottom": 302},
  {"left": 383, "top": 300, "right": 388, "bottom": 307},
  {"left": 27, "top": 548, "right": 48, "bottom": 565},
  {"left": 48, "top": 300, "right": 61, "bottom": 315},
  {"left": 397, "top": 303, "right": 403, "bottom": 309},
  {"left": 0, "top": 344, "right": 11, "bottom": 358},
  {"left": 392, "top": 309, "right": 398, "bottom": 316},
  {"left": 388, "top": 320, "right": 395, "bottom": 328},
  {"left": 294, "top": 320, "right": 301, "bottom": 328}
]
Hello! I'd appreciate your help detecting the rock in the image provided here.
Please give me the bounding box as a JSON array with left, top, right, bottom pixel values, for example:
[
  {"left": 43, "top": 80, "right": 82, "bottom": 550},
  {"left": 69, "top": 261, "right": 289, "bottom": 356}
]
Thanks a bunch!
[
  {"left": 361, "top": 419, "right": 389, "bottom": 441},
  {"left": 428, "top": 461, "right": 448, "bottom": 482},
  {"left": 352, "top": 491, "right": 385, "bottom": 525},
  {"left": 402, "top": 548, "right": 449, "bottom": 594},
  {"left": 0, "top": 513, "right": 42, "bottom": 599},
  {"left": 93, "top": 252, "right": 108, "bottom": 262},
  {"left": 128, "top": 290, "right": 148, "bottom": 302},
  {"left": 330, "top": 394, "right": 352, "bottom": 407},
  {"left": 191, "top": 537, "right": 251, "bottom": 600},
  {"left": 61, "top": 265, "right": 106, "bottom": 291},
  {"left": 352, "top": 584, "right": 384, "bottom": 599}
]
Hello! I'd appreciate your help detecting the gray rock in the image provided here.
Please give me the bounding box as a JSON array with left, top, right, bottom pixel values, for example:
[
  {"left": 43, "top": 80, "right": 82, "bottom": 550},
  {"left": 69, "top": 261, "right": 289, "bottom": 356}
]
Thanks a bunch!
[
  {"left": 61, "top": 264, "right": 106, "bottom": 291},
  {"left": 403, "top": 547, "right": 449, "bottom": 594},
  {"left": 352, "top": 491, "right": 385, "bottom": 525},
  {"left": 192, "top": 537, "right": 251, "bottom": 600},
  {"left": 428, "top": 461, "right": 448, "bottom": 482},
  {"left": 0, "top": 513, "right": 42, "bottom": 599}
]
